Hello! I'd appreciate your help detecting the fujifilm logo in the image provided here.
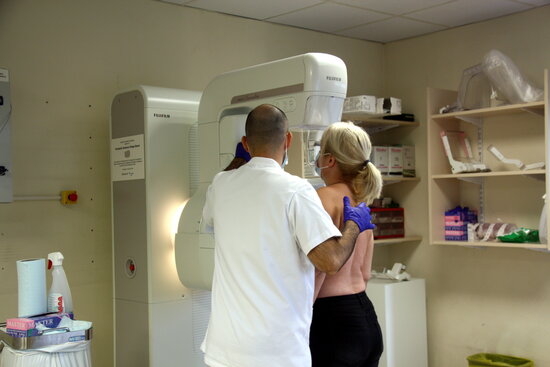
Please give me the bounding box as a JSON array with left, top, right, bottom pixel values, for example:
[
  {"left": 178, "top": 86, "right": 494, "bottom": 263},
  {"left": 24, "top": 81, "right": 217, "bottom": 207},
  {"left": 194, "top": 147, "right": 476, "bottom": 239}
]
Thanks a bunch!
[
  {"left": 326, "top": 76, "right": 341, "bottom": 82},
  {"left": 154, "top": 113, "right": 171, "bottom": 118}
]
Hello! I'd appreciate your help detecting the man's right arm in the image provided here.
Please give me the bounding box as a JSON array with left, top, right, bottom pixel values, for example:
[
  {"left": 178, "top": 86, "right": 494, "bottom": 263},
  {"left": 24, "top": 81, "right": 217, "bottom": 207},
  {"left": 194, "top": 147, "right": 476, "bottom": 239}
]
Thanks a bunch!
[{"left": 307, "top": 220, "right": 360, "bottom": 275}]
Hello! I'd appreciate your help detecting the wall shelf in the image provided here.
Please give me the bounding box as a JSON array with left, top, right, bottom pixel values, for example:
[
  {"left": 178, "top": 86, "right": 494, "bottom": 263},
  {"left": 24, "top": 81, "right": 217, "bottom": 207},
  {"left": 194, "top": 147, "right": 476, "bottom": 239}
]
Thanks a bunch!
[
  {"left": 432, "top": 240, "right": 547, "bottom": 250},
  {"left": 383, "top": 176, "right": 420, "bottom": 182},
  {"left": 374, "top": 236, "right": 422, "bottom": 246},
  {"left": 341, "top": 111, "right": 421, "bottom": 246},
  {"left": 431, "top": 101, "right": 545, "bottom": 120},
  {"left": 432, "top": 170, "right": 545, "bottom": 179},
  {"left": 343, "top": 113, "right": 419, "bottom": 134},
  {"left": 427, "top": 69, "right": 549, "bottom": 250}
]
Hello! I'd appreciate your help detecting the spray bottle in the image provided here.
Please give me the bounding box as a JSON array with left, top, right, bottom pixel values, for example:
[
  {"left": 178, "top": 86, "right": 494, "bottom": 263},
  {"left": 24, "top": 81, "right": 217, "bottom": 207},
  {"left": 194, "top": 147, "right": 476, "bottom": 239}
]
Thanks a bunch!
[{"left": 47, "top": 252, "right": 73, "bottom": 314}]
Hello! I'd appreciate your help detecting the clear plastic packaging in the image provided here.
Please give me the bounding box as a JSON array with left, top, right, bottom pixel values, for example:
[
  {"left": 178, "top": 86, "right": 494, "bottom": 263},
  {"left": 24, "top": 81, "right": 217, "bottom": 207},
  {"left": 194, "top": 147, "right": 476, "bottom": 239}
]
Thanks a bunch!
[
  {"left": 482, "top": 49, "right": 543, "bottom": 104},
  {"left": 475, "top": 222, "right": 517, "bottom": 242}
]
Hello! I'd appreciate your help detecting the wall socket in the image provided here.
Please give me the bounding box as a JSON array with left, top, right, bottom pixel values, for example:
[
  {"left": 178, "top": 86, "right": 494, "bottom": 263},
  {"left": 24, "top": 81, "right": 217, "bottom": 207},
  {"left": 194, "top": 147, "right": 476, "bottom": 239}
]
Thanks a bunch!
[{"left": 0, "top": 68, "right": 13, "bottom": 203}]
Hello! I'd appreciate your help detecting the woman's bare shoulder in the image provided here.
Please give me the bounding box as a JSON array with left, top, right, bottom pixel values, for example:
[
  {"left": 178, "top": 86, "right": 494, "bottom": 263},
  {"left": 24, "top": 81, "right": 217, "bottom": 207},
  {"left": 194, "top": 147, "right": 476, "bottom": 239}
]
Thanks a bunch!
[{"left": 317, "top": 185, "right": 342, "bottom": 200}]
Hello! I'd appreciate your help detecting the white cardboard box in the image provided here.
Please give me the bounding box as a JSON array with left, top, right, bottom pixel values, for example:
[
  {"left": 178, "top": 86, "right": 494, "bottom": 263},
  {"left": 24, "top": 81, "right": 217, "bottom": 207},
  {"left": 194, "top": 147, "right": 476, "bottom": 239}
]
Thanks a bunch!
[
  {"left": 402, "top": 145, "right": 415, "bottom": 177},
  {"left": 344, "top": 95, "right": 377, "bottom": 114},
  {"left": 371, "top": 146, "right": 389, "bottom": 174},
  {"left": 389, "top": 146, "right": 403, "bottom": 176},
  {"left": 376, "top": 97, "right": 402, "bottom": 115}
]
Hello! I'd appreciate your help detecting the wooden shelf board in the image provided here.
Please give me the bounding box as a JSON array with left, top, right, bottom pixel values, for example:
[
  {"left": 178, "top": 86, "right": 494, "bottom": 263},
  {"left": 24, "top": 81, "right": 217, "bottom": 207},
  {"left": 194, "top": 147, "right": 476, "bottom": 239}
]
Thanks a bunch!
[
  {"left": 383, "top": 176, "right": 420, "bottom": 182},
  {"left": 431, "top": 101, "right": 545, "bottom": 119},
  {"left": 431, "top": 170, "right": 546, "bottom": 179},
  {"left": 432, "top": 240, "right": 548, "bottom": 249},
  {"left": 342, "top": 113, "right": 419, "bottom": 128},
  {"left": 374, "top": 236, "right": 422, "bottom": 246}
]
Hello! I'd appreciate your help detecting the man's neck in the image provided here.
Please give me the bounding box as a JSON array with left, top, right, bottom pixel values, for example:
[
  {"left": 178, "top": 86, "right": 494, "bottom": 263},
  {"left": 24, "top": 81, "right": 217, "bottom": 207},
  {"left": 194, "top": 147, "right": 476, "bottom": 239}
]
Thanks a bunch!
[{"left": 252, "top": 152, "right": 284, "bottom": 166}]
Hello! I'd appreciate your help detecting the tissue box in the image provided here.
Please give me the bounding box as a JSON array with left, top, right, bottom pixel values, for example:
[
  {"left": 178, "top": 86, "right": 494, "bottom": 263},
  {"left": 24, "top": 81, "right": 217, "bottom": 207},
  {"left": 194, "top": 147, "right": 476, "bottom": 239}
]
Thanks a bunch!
[
  {"left": 6, "top": 328, "right": 40, "bottom": 337},
  {"left": 6, "top": 318, "right": 35, "bottom": 331},
  {"left": 343, "top": 95, "right": 377, "bottom": 114},
  {"left": 376, "top": 97, "right": 402, "bottom": 115},
  {"left": 445, "top": 206, "right": 478, "bottom": 241},
  {"left": 28, "top": 312, "right": 74, "bottom": 329}
]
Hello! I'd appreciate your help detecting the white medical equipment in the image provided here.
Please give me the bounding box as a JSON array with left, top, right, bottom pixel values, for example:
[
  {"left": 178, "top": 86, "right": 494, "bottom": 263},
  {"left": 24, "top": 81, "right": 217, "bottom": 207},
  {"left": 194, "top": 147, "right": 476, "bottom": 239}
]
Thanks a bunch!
[
  {"left": 110, "top": 53, "right": 347, "bottom": 367},
  {"left": 372, "top": 263, "right": 411, "bottom": 282},
  {"left": 174, "top": 53, "right": 348, "bottom": 290},
  {"left": 110, "top": 86, "right": 204, "bottom": 367},
  {"left": 440, "top": 130, "right": 490, "bottom": 174},
  {"left": 367, "top": 278, "right": 428, "bottom": 367},
  {"left": 487, "top": 144, "right": 545, "bottom": 170}
]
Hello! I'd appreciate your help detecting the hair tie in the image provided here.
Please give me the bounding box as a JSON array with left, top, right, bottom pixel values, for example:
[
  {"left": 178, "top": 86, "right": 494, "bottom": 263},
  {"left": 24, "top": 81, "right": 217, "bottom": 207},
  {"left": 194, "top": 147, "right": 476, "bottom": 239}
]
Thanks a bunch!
[{"left": 364, "top": 160, "right": 370, "bottom": 167}]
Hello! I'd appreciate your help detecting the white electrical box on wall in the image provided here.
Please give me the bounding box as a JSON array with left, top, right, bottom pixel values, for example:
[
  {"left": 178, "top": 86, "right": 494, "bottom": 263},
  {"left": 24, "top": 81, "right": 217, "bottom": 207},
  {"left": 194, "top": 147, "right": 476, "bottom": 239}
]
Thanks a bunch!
[{"left": 0, "top": 68, "right": 12, "bottom": 203}]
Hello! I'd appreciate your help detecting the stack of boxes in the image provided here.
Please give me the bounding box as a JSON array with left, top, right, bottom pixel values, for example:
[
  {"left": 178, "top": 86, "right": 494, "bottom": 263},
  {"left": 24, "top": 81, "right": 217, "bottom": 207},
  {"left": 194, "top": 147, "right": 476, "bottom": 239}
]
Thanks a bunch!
[
  {"left": 444, "top": 206, "right": 478, "bottom": 241},
  {"left": 370, "top": 208, "right": 405, "bottom": 239},
  {"left": 4, "top": 312, "right": 74, "bottom": 337},
  {"left": 370, "top": 145, "right": 415, "bottom": 177},
  {"left": 343, "top": 95, "right": 402, "bottom": 115}
]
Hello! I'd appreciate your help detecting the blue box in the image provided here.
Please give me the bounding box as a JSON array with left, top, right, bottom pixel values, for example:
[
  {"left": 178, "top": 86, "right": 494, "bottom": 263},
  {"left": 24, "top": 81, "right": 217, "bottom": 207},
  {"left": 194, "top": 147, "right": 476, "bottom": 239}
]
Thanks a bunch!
[
  {"left": 6, "top": 328, "right": 40, "bottom": 337},
  {"left": 28, "top": 312, "right": 74, "bottom": 329}
]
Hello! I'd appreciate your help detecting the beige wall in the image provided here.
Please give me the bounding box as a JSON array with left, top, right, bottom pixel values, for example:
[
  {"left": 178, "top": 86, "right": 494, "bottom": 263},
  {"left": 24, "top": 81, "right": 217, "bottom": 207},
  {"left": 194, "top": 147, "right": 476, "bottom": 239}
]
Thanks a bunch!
[
  {"left": 384, "top": 5, "right": 550, "bottom": 367},
  {"left": 2, "top": 0, "right": 550, "bottom": 366},
  {"left": 0, "top": 0, "right": 384, "bottom": 365}
]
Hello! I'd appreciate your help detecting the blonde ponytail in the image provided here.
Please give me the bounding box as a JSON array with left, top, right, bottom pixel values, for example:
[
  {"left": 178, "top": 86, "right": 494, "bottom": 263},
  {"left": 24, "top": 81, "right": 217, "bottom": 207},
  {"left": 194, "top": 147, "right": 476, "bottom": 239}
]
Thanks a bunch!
[
  {"left": 320, "top": 122, "right": 383, "bottom": 205},
  {"left": 352, "top": 162, "right": 383, "bottom": 205}
]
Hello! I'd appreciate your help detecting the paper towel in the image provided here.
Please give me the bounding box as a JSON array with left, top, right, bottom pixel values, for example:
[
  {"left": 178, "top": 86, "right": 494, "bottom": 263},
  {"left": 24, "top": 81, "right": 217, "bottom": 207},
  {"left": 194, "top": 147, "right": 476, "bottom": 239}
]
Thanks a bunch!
[{"left": 17, "top": 258, "right": 47, "bottom": 317}]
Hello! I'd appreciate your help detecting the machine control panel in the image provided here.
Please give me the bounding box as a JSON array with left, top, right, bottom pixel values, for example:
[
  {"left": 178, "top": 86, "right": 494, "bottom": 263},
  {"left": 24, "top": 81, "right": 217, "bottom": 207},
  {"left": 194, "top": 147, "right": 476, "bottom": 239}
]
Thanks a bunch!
[{"left": 273, "top": 96, "right": 297, "bottom": 114}]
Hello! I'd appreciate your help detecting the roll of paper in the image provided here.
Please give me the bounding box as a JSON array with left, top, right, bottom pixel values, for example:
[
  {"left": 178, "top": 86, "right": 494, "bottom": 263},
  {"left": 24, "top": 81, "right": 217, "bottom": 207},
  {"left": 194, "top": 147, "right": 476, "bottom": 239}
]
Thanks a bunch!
[{"left": 17, "top": 258, "right": 47, "bottom": 317}]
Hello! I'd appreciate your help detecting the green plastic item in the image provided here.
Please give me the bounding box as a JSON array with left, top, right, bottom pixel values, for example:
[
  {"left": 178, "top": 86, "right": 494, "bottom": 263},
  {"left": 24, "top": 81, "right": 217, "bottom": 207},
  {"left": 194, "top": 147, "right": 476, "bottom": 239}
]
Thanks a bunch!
[
  {"left": 467, "top": 353, "right": 533, "bottom": 367},
  {"left": 498, "top": 228, "right": 539, "bottom": 243}
]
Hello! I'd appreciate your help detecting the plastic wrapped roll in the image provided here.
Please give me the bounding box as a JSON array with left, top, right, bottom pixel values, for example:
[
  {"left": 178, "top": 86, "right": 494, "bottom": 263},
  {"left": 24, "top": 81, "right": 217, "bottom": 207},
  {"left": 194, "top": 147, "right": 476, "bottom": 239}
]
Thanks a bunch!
[{"left": 17, "top": 258, "right": 47, "bottom": 317}]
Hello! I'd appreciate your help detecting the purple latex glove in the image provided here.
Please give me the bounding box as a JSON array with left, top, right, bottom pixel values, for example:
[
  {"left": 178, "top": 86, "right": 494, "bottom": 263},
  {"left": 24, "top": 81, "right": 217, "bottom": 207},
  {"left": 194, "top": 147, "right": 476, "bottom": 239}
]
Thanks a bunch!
[
  {"left": 235, "top": 142, "right": 251, "bottom": 162},
  {"left": 343, "top": 196, "right": 375, "bottom": 232}
]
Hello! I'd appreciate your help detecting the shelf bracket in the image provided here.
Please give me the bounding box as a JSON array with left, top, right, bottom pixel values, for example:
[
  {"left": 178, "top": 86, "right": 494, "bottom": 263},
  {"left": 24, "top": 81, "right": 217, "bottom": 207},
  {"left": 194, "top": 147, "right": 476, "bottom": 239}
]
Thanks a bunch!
[
  {"left": 456, "top": 116, "right": 483, "bottom": 127},
  {"left": 457, "top": 177, "right": 482, "bottom": 185},
  {"left": 525, "top": 173, "right": 546, "bottom": 182},
  {"left": 362, "top": 124, "right": 400, "bottom": 134},
  {"left": 521, "top": 107, "right": 545, "bottom": 116}
]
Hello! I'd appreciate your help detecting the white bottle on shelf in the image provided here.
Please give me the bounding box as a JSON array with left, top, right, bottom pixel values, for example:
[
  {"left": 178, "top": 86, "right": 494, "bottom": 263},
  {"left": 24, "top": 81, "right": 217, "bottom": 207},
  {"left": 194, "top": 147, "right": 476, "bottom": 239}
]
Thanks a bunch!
[
  {"left": 539, "top": 194, "right": 547, "bottom": 244},
  {"left": 47, "top": 252, "right": 73, "bottom": 314}
]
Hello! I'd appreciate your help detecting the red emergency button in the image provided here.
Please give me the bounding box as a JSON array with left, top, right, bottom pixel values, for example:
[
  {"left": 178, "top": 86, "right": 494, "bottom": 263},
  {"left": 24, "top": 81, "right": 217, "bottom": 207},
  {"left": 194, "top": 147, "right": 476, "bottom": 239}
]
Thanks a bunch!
[{"left": 125, "top": 258, "right": 136, "bottom": 278}]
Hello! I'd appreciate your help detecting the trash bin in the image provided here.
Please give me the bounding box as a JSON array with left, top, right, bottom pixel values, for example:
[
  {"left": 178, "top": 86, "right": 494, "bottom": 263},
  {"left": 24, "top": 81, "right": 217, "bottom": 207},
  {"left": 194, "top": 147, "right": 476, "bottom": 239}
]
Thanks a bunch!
[
  {"left": 0, "top": 325, "right": 92, "bottom": 367},
  {"left": 467, "top": 353, "right": 533, "bottom": 367}
]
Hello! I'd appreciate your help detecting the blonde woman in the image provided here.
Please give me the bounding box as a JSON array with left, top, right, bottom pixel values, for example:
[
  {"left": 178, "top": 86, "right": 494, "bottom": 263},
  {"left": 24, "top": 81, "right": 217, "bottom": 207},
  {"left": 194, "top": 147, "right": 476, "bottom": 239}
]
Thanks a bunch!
[{"left": 310, "top": 122, "right": 384, "bottom": 367}]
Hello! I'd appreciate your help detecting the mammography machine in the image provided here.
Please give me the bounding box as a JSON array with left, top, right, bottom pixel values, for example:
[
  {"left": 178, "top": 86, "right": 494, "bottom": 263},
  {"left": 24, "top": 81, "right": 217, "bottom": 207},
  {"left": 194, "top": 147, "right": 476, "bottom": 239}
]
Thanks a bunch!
[
  {"left": 174, "top": 53, "right": 348, "bottom": 290},
  {"left": 111, "top": 53, "right": 347, "bottom": 366}
]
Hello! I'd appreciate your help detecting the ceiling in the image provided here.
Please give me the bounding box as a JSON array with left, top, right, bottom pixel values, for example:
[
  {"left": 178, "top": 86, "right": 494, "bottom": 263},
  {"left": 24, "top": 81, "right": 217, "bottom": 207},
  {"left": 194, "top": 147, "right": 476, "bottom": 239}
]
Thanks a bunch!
[{"left": 159, "top": 0, "right": 550, "bottom": 43}]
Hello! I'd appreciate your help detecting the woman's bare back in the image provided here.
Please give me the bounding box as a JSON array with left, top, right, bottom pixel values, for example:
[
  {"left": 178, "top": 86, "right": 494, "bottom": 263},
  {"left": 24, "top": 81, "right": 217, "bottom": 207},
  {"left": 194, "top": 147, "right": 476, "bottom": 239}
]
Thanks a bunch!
[{"left": 314, "top": 183, "right": 374, "bottom": 299}]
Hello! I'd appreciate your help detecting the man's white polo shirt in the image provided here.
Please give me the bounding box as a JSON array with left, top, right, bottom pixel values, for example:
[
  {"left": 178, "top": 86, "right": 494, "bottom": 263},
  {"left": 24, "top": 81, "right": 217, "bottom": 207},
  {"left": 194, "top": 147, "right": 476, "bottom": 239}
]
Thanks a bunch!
[{"left": 201, "top": 157, "right": 341, "bottom": 367}]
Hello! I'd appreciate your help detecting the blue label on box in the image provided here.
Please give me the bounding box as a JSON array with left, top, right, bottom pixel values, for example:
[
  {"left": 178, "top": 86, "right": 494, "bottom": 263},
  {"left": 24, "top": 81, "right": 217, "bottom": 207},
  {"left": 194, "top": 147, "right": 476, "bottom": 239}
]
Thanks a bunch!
[
  {"left": 69, "top": 335, "right": 85, "bottom": 342},
  {"left": 6, "top": 328, "right": 40, "bottom": 337}
]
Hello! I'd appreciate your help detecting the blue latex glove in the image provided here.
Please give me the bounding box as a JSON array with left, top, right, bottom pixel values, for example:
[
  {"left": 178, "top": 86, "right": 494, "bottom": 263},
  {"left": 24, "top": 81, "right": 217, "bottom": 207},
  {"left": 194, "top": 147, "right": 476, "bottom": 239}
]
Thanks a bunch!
[
  {"left": 235, "top": 142, "right": 251, "bottom": 162},
  {"left": 343, "top": 196, "right": 375, "bottom": 232}
]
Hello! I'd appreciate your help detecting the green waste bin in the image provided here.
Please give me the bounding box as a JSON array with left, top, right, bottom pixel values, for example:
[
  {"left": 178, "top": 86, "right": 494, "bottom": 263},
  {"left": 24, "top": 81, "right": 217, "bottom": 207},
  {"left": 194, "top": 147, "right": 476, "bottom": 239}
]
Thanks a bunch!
[{"left": 467, "top": 353, "right": 533, "bottom": 367}]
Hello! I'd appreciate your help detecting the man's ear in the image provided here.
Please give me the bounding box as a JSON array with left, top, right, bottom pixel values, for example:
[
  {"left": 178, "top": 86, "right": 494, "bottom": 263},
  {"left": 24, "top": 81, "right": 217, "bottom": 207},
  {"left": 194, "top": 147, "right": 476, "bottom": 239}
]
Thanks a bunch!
[
  {"left": 242, "top": 136, "right": 251, "bottom": 154},
  {"left": 286, "top": 131, "right": 293, "bottom": 149}
]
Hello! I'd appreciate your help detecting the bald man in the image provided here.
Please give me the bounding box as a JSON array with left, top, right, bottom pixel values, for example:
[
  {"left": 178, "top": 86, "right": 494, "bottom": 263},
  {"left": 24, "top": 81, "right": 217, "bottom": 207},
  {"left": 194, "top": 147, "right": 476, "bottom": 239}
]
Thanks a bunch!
[{"left": 200, "top": 104, "right": 374, "bottom": 367}]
